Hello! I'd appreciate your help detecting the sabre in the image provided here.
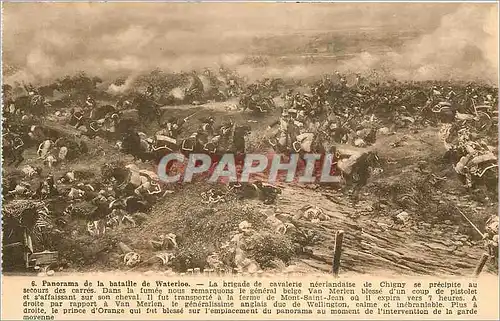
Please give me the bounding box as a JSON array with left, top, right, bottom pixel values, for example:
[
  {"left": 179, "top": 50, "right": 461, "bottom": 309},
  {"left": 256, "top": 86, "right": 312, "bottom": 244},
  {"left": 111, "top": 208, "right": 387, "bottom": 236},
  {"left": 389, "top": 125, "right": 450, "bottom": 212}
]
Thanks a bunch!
[
  {"left": 183, "top": 110, "right": 202, "bottom": 122},
  {"left": 454, "top": 206, "right": 485, "bottom": 238}
]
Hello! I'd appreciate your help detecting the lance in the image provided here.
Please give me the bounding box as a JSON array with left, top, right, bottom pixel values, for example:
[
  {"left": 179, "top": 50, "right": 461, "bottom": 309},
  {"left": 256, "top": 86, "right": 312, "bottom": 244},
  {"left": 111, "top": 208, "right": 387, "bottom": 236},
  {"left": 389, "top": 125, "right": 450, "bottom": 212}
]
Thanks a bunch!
[{"left": 454, "top": 206, "right": 485, "bottom": 238}]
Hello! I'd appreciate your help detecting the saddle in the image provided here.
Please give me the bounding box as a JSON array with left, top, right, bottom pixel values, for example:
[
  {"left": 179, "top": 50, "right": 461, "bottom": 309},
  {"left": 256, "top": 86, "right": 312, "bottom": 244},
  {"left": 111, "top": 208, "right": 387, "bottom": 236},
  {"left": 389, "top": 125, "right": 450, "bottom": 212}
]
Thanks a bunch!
[
  {"left": 293, "top": 133, "right": 314, "bottom": 153},
  {"left": 153, "top": 134, "right": 177, "bottom": 151},
  {"left": 13, "top": 137, "right": 24, "bottom": 150},
  {"left": 72, "top": 112, "right": 84, "bottom": 121},
  {"left": 181, "top": 137, "right": 197, "bottom": 152},
  {"left": 89, "top": 121, "right": 101, "bottom": 132},
  {"left": 203, "top": 142, "right": 217, "bottom": 154},
  {"left": 292, "top": 140, "right": 302, "bottom": 153}
]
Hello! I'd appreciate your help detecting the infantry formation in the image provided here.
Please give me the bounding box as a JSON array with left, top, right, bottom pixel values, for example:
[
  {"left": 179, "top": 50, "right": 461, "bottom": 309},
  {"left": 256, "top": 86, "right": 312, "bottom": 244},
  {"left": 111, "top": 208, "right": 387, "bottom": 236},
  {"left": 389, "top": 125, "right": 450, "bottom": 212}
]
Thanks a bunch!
[{"left": 2, "top": 67, "right": 498, "bottom": 274}]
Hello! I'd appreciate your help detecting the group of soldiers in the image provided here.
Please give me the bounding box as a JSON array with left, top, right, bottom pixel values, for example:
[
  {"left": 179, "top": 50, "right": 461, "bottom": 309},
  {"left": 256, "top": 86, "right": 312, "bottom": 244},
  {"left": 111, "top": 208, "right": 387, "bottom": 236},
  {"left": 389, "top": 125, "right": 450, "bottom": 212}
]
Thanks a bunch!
[
  {"left": 151, "top": 112, "right": 238, "bottom": 156},
  {"left": 2, "top": 71, "right": 498, "bottom": 270}
]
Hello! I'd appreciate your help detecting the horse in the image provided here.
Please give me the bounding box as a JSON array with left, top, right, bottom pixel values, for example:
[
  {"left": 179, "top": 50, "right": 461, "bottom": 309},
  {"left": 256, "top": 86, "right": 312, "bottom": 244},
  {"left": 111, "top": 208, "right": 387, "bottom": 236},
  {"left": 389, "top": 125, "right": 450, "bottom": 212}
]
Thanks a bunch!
[
  {"left": 132, "top": 94, "right": 164, "bottom": 125},
  {"left": 239, "top": 95, "right": 275, "bottom": 114},
  {"left": 199, "top": 125, "right": 251, "bottom": 167},
  {"left": 119, "top": 164, "right": 163, "bottom": 198},
  {"left": 89, "top": 104, "right": 117, "bottom": 120},
  {"left": 336, "top": 148, "right": 381, "bottom": 187},
  {"left": 53, "top": 136, "right": 88, "bottom": 161},
  {"left": 68, "top": 107, "right": 91, "bottom": 130},
  {"left": 149, "top": 133, "right": 180, "bottom": 164},
  {"left": 178, "top": 132, "right": 210, "bottom": 156},
  {"left": 119, "top": 130, "right": 152, "bottom": 162},
  {"left": 13, "top": 95, "right": 47, "bottom": 117},
  {"left": 232, "top": 125, "right": 251, "bottom": 155},
  {"left": 2, "top": 132, "right": 25, "bottom": 167}
]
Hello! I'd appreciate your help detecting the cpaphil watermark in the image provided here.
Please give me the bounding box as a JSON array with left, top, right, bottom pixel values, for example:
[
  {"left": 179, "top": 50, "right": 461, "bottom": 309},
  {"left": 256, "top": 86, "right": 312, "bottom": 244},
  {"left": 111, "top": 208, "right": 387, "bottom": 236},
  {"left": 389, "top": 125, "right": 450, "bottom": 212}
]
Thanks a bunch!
[{"left": 156, "top": 152, "right": 341, "bottom": 184}]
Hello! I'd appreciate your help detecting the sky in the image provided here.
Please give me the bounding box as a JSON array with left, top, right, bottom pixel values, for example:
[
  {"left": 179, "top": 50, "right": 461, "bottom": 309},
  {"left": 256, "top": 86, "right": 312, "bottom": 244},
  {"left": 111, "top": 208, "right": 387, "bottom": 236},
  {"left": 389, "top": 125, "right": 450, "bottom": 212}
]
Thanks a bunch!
[{"left": 2, "top": 2, "right": 498, "bottom": 84}]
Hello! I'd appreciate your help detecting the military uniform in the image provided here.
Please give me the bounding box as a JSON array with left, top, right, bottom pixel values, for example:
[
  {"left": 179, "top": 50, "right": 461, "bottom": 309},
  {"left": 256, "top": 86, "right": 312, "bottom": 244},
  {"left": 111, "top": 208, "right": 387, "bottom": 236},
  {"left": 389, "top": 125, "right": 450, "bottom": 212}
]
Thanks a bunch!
[
  {"left": 153, "top": 118, "right": 185, "bottom": 151},
  {"left": 199, "top": 117, "right": 215, "bottom": 136},
  {"left": 269, "top": 111, "right": 294, "bottom": 148},
  {"left": 85, "top": 96, "right": 96, "bottom": 109}
]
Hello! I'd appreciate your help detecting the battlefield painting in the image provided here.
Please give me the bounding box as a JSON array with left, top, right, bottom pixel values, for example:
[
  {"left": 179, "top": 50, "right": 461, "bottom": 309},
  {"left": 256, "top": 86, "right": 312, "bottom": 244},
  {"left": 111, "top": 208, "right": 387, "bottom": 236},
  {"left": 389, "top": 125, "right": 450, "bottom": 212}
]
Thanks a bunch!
[{"left": 2, "top": 2, "right": 498, "bottom": 277}]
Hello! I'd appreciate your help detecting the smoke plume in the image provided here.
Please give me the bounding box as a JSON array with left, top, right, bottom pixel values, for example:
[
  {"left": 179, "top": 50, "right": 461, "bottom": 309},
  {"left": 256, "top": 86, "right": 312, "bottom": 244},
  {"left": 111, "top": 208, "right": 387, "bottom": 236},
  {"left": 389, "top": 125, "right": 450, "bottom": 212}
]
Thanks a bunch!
[
  {"left": 337, "top": 4, "right": 499, "bottom": 84},
  {"left": 2, "top": 3, "right": 497, "bottom": 85}
]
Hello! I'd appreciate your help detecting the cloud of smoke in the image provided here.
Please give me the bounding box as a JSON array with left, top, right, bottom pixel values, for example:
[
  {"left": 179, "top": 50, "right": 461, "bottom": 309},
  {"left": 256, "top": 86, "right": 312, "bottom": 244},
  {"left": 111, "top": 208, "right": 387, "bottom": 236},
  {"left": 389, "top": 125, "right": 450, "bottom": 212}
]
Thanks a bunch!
[
  {"left": 337, "top": 5, "right": 499, "bottom": 84},
  {"left": 2, "top": 3, "right": 497, "bottom": 85},
  {"left": 106, "top": 74, "right": 138, "bottom": 95},
  {"left": 170, "top": 87, "right": 186, "bottom": 100}
]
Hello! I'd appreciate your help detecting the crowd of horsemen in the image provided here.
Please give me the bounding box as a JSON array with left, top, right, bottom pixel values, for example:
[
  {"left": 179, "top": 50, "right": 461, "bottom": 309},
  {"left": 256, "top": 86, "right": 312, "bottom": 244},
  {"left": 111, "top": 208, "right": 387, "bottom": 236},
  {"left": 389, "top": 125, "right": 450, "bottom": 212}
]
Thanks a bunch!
[{"left": 2, "top": 71, "right": 499, "bottom": 260}]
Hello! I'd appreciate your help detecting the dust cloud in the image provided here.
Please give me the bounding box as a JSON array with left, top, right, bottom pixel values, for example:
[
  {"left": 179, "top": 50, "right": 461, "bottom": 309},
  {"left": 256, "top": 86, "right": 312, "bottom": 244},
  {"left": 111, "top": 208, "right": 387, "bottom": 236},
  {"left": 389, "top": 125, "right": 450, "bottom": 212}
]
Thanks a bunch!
[{"left": 2, "top": 3, "right": 497, "bottom": 85}]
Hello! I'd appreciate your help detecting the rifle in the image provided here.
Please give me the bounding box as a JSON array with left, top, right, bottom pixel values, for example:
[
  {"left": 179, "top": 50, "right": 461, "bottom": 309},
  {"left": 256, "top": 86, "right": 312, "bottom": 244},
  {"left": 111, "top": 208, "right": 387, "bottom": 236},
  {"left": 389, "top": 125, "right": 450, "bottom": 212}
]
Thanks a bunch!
[{"left": 182, "top": 110, "right": 201, "bottom": 122}]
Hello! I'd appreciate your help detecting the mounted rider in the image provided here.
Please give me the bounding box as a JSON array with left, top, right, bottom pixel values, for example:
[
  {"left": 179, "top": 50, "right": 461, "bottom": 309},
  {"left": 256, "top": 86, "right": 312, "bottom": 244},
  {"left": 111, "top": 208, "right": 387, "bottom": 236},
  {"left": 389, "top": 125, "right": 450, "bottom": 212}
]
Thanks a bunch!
[
  {"left": 292, "top": 93, "right": 303, "bottom": 110},
  {"left": 167, "top": 116, "right": 187, "bottom": 138},
  {"left": 430, "top": 86, "right": 443, "bottom": 100},
  {"left": 153, "top": 116, "right": 188, "bottom": 151},
  {"left": 283, "top": 89, "right": 294, "bottom": 105},
  {"left": 23, "top": 83, "right": 46, "bottom": 116},
  {"left": 217, "top": 118, "right": 235, "bottom": 137},
  {"left": 24, "top": 83, "right": 37, "bottom": 96},
  {"left": 85, "top": 95, "right": 96, "bottom": 109},
  {"left": 70, "top": 105, "right": 86, "bottom": 129},
  {"left": 3, "top": 127, "right": 24, "bottom": 151},
  {"left": 445, "top": 86, "right": 457, "bottom": 101},
  {"left": 145, "top": 85, "right": 155, "bottom": 99},
  {"left": 199, "top": 116, "right": 216, "bottom": 136},
  {"left": 3, "top": 84, "right": 15, "bottom": 115}
]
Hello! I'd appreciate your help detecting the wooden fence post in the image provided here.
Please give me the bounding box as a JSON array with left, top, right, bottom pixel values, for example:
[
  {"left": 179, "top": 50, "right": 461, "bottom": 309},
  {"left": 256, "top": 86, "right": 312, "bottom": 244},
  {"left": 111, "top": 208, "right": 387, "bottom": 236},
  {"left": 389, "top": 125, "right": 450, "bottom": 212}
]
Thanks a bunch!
[
  {"left": 332, "top": 230, "right": 344, "bottom": 277},
  {"left": 474, "top": 253, "right": 490, "bottom": 277}
]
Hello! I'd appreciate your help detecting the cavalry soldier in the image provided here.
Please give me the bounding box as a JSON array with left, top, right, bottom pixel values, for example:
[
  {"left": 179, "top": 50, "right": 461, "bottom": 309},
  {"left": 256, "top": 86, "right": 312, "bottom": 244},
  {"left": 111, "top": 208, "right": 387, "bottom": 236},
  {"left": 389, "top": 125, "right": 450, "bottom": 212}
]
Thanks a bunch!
[
  {"left": 70, "top": 106, "right": 86, "bottom": 129},
  {"left": 228, "top": 77, "right": 240, "bottom": 96},
  {"left": 105, "top": 112, "right": 122, "bottom": 135},
  {"left": 292, "top": 93, "right": 303, "bottom": 110},
  {"left": 6, "top": 129, "right": 25, "bottom": 151},
  {"left": 85, "top": 95, "right": 96, "bottom": 109},
  {"left": 166, "top": 116, "right": 187, "bottom": 138},
  {"left": 153, "top": 117, "right": 186, "bottom": 152},
  {"left": 24, "top": 83, "right": 37, "bottom": 96},
  {"left": 199, "top": 116, "right": 216, "bottom": 136},
  {"left": 484, "top": 94, "right": 495, "bottom": 107},
  {"left": 3, "top": 129, "right": 25, "bottom": 166},
  {"left": 335, "top": 71, "right": 347, "bottom": 87},
  {"left": 430, "top": 86, "right": 443, "bottom": 100},
  {"left": 246, "top": 85, "right": 260, "bottom": 103},
  {"left": 216, "top": 118, "right": 234, "bottom": 137},
  {"left": 2, "top": 84, "right": 15, "bottom": 115},
  {"left": 445, "top": 86, "right": 457, "bottom": 101},
  {"left": 145, "top": 85, "right": 155, "bottom": 98}
]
